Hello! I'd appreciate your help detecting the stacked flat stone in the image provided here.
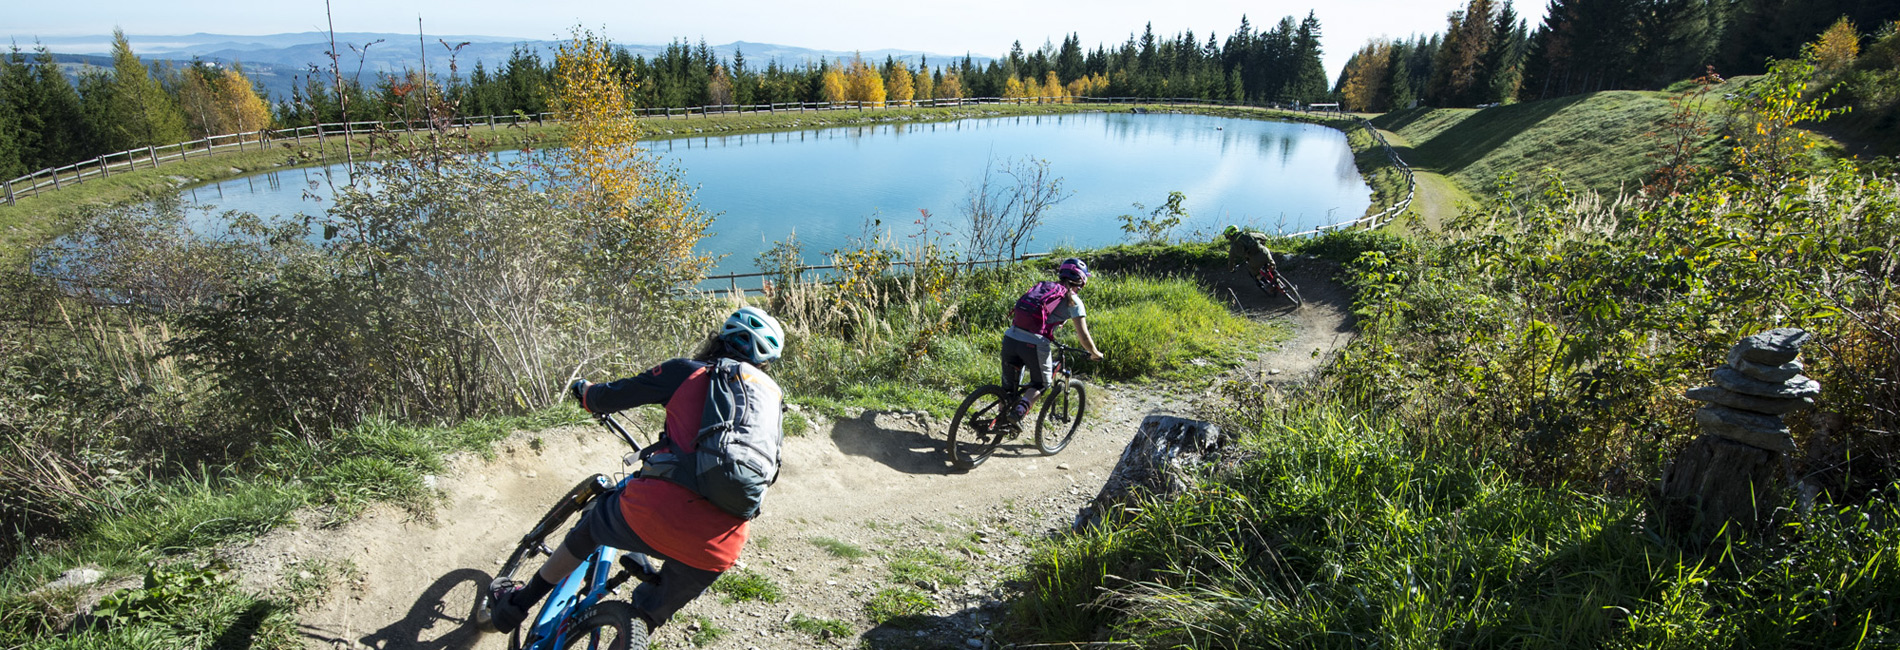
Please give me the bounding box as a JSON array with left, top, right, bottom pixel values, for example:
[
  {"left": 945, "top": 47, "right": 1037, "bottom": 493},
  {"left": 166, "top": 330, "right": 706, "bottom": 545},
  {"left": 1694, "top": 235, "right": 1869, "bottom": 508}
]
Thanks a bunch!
[{"left": 1683, "top": 328, "right": 1818, "bottom": 452}]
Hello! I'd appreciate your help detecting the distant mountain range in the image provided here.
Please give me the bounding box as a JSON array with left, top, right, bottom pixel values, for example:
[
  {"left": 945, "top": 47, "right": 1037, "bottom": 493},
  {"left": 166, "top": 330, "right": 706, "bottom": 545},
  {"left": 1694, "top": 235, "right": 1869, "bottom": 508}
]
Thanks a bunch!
[{"left": 17, "top": 32, "right": 992, "bottom": 105}]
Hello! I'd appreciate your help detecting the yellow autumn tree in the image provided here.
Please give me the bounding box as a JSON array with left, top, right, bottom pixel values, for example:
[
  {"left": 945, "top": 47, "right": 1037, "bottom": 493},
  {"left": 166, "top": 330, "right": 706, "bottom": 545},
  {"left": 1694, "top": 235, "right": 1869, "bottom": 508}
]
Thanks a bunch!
[
  {"left": 821, "top": 66, "right": 849, "bottom": 103},
  {"left": 175, "top": 64, "right": 272, "bottom": 137},
  {"left": 216, "top": 67, "right": 272, "bottom": 135},
  {"left": 553, "top": 28, "right": 711, "bottom": 289},
  {"left": 1043, "top": 71, "right": 1067, "bottom": 103},
  {"left": 1023, "top": 75, "right": 1042, "bottom": 102},
  {"left": 1003, "top": 74, "right": 1026, "bottom": 99},
  {"left": 937, "top": 71, "right": 963, "bottom": 99},
  {"left": 847, "top": 55, "right": 886, "bottom": 106},
  {"left": 886, "top": 65, "right": 915, "bottom": 105},
  {"left": 1809, "top": 17, "right": 1860, "bottom": 72},
  {"left": 913, "top": 65, "right": 935, "bottom": 104},
  {"left": 708, "top": 64, "right": 734, "bottom": 106},
  {"left": 1340, "top": 41, "right": 1393, "bottom": 112},
  {"left": 175, "top": 68, "right": 222, "bottom": 138}
]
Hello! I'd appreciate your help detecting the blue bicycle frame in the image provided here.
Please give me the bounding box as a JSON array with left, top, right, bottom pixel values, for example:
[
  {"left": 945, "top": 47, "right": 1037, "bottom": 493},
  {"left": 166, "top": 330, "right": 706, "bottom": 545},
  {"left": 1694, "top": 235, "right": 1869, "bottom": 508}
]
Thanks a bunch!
[{"left": 512, "top": 412, "right": 655, "bottom": 650}]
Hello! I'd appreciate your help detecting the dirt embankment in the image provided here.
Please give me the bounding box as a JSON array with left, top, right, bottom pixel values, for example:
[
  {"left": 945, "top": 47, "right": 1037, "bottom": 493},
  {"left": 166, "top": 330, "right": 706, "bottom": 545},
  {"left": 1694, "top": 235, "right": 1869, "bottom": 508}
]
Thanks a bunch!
[{"left": 232, "top": 261, "right": 1353, "bottom": 650}]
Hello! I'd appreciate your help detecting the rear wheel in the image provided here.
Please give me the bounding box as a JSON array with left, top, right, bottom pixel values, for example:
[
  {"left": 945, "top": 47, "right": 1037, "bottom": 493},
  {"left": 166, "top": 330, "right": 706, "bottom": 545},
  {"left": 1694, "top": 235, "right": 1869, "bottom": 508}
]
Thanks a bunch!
[
  {"left": 556, "top": 601, "right": 647, "bottom": 650},
  {"left": 1035, "top": 379, "right": 1088, "bottom": 455},
  {"left": 475, "top": 475, "right": 611, "bottom": 632},
  {"left": 947, "top": 386, "right": 1011, "bottom": 470}
]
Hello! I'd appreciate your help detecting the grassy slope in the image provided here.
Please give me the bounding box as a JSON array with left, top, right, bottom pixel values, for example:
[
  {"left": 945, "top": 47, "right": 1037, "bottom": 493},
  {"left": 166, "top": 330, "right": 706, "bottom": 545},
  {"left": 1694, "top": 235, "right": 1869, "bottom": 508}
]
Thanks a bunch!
[{"left": 1372, "top": 90, "right": 1729, "bottom": 198}]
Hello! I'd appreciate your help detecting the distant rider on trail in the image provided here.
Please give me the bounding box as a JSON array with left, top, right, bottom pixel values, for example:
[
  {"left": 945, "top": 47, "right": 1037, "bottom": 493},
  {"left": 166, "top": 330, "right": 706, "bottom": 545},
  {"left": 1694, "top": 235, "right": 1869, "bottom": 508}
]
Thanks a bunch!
[{"left": 1223, "top": 224, "right": 1279, "bottom": 279}]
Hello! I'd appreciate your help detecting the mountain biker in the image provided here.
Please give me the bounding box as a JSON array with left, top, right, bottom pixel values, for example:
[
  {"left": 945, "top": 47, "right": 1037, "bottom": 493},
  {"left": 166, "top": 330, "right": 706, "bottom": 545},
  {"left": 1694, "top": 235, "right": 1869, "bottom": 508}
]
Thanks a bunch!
[
  {"left": 484, "top": 305, "right": 787, "bottom": 636},
  {"left": 1223, "top": 224, "right": 1279, "bottom": 279},
  {"left": 1000, "top": 257, "right": 1103, "bottom": 423}
]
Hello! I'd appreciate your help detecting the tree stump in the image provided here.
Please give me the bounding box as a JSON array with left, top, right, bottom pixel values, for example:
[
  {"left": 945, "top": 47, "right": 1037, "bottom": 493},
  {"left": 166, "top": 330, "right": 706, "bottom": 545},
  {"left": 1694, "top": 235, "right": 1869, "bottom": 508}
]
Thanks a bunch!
[
  {"left": 1659, "top": 328, "right": 1818, "bottom": 545},
  {"left": 1074, "top": 415, "right": 1230, "bottom": 532}
]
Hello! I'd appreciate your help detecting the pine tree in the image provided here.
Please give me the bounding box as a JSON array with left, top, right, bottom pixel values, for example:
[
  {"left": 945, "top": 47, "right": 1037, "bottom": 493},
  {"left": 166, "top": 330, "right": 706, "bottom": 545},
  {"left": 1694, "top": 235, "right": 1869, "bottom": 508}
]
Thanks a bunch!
[
  {"left": 1483, "top": 1, "right": 1530, "bottom": 103},
  {"left": 1057, "top": 34, "right": 1084, "bottom": 82},
  {"left": 102, "top": 29, "right": 186, "bottom": 151},
  {"left": 0, "top": 52, "right": 27, "bottom": 179},
  {"left": 1285, "top": 11, "right": 1330, "bottom": 102}
]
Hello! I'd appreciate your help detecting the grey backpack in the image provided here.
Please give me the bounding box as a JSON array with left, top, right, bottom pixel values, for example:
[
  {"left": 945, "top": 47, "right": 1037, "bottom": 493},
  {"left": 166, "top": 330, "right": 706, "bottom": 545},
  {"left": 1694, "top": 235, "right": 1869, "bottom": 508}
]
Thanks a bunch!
[{"left": 637, "top": 357, "right": 784, "bottom": 520}]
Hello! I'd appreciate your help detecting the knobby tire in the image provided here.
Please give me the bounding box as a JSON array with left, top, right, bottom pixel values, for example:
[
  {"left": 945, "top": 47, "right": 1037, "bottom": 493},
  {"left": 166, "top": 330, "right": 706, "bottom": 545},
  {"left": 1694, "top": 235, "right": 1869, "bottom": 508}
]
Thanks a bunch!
[
  {"left": 1035, "top": 379, "right": 1088, "bottom": 455},
  {"left": 556, "top": 601, "right": 647, "bottom": 650},
  {"left": 948, "top": 385, "right": 1011, "bottom": 470}
]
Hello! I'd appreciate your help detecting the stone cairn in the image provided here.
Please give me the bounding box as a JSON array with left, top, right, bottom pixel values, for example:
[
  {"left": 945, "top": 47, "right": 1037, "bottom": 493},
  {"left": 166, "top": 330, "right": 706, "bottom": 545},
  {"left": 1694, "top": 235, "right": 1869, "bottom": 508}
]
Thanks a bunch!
[{"left": 1659, "top": 328, "right": 1819, "bottom": 543}]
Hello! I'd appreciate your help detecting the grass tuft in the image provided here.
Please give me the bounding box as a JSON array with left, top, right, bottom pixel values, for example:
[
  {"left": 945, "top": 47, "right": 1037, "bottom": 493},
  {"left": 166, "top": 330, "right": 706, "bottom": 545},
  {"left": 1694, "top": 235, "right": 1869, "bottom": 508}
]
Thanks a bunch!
[{"left": 709, "top": 568, "right": 784, "bottom": 604}]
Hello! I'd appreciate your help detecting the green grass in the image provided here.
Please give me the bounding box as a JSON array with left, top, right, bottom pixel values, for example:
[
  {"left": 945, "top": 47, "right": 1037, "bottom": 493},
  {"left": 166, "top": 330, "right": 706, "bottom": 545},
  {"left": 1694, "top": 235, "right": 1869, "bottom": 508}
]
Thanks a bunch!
[
  {"left": 1370, "top": 89, "right": 1728, "bottom": 197},
  {"left": 709, "top": 568, "right": 784, "bottom": 604},
  {"left": 809, "top": 536, "right": 869, "bottom": 560},
  {"left": 884, "top": 548, "right": 968, "bottom": 589},
  {"left": 0, "top": 407, "right": 574, "bottom": 649},
  {"left": 683, "top": 615, "right": 727, "bottom": 646},
  {"left": 1, "top": 559, "right": 321, "bottom": 650},
  {"left": 1008, "top": 397, "right": 1900, "bottom": 648},
  {"left": 1083, "top": 273, "right": 1280, "bottom": 382},
  {"left": 864, "top": 587, "right": 933, "bottom": 627},
  {"left": 787, "top": 613, "right": 852, "bottom": 641}
]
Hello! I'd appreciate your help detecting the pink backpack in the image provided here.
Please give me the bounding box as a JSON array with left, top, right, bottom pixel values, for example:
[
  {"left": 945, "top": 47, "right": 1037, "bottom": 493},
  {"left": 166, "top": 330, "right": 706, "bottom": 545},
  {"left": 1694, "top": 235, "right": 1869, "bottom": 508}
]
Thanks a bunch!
[{"left": 1011, "top": 281, "right": 1071, "bottom": 339}]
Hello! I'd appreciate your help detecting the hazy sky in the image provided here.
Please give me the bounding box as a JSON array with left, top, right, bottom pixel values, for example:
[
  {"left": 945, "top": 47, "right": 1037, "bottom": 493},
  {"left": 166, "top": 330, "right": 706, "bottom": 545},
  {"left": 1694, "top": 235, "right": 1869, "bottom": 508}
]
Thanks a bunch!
[{"left": 11, "top": 0, "right": 1547, "bottom": 81}]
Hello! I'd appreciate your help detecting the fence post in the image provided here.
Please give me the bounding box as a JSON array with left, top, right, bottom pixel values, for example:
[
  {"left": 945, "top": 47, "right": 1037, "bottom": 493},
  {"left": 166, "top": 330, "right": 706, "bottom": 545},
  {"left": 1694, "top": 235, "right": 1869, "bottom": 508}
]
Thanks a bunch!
[
  {"left": 99, "top": 157, "right": 109, "bottom": 178},
  {"left": 4, "top": 178, "right": 13, "bottom": 206},
  {"left": 52, "top": 168, "right": 61, "bottom": 189}
]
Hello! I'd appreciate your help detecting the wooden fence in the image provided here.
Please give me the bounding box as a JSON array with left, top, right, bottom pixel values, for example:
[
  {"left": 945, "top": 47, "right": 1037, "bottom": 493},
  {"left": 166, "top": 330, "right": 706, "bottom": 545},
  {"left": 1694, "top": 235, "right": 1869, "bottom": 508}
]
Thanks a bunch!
[
  {"left": 1, "top": 95, "right": 1350, "bottom": 206},
  {"left": 703, "top": 252, "right": 1051, "bottom": 296}
]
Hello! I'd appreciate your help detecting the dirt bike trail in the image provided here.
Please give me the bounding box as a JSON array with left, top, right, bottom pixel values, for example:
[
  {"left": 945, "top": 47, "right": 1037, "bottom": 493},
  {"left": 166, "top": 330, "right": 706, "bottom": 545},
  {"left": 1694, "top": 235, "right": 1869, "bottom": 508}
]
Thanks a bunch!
[{"left": 240, "top": 259, "right": 1353, "bottom": 650}]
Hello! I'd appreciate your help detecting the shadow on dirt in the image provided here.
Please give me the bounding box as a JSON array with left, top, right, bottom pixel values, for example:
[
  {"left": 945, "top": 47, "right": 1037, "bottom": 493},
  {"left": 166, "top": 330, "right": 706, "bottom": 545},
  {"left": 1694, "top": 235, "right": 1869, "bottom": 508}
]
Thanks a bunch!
[
  {"left": 333, "top": 568, "right": 489, "bottom": 650},
  {"left": 831, "top": 410, "right": 961, "bottom": 476}
]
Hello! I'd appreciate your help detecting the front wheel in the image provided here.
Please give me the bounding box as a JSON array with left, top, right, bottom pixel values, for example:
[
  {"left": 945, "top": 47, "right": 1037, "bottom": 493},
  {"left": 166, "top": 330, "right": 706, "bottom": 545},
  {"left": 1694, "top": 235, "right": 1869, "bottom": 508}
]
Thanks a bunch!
[
  {"left": 555, "top": 600, "right": 647, "bottom": 650},
  {"left": 1273, "top": 272, "right": 1304, "bottom": 307},
  {"left": 947, "top": 386, "right": 1011, "bottom": 470},
  {"left": 475, "top": 475, "right": 610, "bottom": 632},
  {"left": 1035, "top": 379, "right": 1088, "bottom": 455}
]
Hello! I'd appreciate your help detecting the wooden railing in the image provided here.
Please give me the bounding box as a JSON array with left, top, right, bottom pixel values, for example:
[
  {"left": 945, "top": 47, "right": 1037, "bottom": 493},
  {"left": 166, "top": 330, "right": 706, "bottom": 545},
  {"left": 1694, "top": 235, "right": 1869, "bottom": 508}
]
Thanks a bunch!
[{"left": 702, "top": 252, "right": 1051, "bottom": 296}]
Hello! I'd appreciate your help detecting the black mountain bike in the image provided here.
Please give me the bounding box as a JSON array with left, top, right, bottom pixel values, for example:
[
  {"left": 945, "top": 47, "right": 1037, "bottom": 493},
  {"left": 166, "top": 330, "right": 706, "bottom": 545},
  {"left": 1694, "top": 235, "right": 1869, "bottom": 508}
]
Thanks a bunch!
[
  {"left": 946, "top": 342, "right": 1089, "bottom": 470},
  {"left": 1253, "top": 262, "right": 1304, "bottom": 307}
]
